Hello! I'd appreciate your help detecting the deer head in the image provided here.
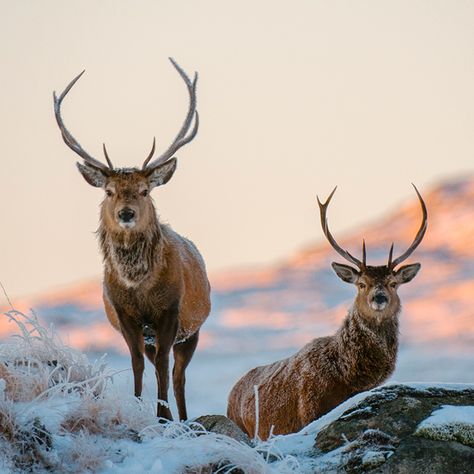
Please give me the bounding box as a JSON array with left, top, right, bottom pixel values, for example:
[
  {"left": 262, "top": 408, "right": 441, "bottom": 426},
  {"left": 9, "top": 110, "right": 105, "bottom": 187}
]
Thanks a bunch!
[
  {"left": 317, "top": 186, "right": 427, "bottom": 316},
  {"left": 53, "top": 58, "right": 198, "bottom": 232}
]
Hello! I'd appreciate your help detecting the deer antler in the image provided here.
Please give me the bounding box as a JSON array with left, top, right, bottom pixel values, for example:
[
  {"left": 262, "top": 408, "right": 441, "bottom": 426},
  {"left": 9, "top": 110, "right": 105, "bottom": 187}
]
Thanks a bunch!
[
  {"left": 317, "top": 187, "right": 366, "bottom": 270},
  {"left": 142, "top": 58, "right": 199, "bottom": 171},
  {"left": 388, "top": 184, "right": 427, "bottom": 269},
  {"left": 53, "top": 71, "right": 113, "bottom": 172}
]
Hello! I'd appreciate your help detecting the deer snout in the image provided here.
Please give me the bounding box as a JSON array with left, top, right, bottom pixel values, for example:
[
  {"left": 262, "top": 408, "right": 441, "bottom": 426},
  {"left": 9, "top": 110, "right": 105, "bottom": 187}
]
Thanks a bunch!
[
  {"left": 118, "top": 207, "right": 135, "bottom": 222},
  {"left": 370, "top": 290, "right": 389, "bottom": 311},
  {"left": 373, "top": 292, "right": 388, "bottom": 305},
  {"left": 118, "top": 207, "right": 136, "bottom": 228}
]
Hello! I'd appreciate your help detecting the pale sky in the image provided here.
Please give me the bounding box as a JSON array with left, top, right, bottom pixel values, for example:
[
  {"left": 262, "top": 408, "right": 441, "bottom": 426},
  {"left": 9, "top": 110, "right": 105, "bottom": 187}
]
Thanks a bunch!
[{"left": 1, "top": 0, "right": 474, "bottom": 298}]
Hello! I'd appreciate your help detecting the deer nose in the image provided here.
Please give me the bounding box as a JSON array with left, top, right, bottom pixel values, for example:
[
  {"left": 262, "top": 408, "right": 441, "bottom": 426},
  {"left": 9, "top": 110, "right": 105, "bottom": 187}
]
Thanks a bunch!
[
  {"left": 118, "top": 207, "right": 135, "bottom": 223},
  {"left": 373, "top": 293, "right": 388, "bottom": 305}
]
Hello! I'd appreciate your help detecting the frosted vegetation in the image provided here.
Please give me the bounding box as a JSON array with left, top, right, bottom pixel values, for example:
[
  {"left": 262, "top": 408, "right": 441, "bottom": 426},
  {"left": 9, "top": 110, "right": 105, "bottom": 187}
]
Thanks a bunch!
[{"left": 0, "top": 310, "right": 313, "bottom": 473}]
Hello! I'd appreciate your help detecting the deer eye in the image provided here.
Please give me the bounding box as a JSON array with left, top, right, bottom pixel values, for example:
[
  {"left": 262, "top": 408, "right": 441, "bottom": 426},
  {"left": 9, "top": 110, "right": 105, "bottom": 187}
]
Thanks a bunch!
[
  {"left": 140, "top": 189, "right": 149, "bottom": 197},
  {"left": 358, "top": 282, "right": 366, "bottom": 289},
  {"left": 105, "top": 189, "right": 113, "bottom": 197},
  {"left": 390, "top": 282, "right": 397, "bottom": 288}
]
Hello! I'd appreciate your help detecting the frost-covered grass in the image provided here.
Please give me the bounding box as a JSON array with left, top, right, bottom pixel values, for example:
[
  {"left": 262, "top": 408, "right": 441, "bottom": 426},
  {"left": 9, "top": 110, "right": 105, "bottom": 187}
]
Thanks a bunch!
[
  {"left": 0, "top": 310, "right": 311, "bottom": 473},
  {"left": 415, "top": 405, "right": 474, "bottom": 447}
]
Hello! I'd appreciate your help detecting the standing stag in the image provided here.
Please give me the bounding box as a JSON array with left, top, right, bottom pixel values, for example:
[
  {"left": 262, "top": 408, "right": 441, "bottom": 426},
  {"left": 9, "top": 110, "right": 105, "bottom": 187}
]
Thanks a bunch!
[
  {"left": 227, "top": 186, "right": 427, "bottom": 439},
  {"left": 53, "top": 59, "right": 211, "bottom": 421}
]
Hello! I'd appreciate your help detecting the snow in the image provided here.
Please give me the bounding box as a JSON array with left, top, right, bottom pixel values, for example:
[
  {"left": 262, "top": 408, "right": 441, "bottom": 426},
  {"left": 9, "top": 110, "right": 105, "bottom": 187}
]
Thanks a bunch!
[
  {"left": 270, "top": 388, "right": 391, "bottom": 456},
  {"left": 361, "top": 450, "right": 387, "bottom": 466},
  {"left": 418, "top": 405, "right": 474, "bottom": 426}
]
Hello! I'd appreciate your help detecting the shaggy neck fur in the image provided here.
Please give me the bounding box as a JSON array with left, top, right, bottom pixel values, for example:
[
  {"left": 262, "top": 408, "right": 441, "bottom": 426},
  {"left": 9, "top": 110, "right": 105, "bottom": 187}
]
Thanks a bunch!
[
  {"left": 98, "top": 211, "right": 163, "bottom": 287},
  {"left": 336, "top": 304, "right": 400, "bottom": 390}
]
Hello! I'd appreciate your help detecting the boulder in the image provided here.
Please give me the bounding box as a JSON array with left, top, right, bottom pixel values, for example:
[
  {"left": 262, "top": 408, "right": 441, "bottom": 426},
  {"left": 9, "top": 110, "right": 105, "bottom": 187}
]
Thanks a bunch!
[
  {"left": 193, "top": 414, "right": 253, "bottom": 446},
  {"left": 313, "top": 384, "right": 474, "bottom": 473}
]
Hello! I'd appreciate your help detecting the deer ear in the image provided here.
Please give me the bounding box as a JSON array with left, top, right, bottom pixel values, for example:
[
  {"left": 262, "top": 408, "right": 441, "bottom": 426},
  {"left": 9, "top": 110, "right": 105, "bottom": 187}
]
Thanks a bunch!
[
  {"left": 395, "top": 263, "right": 421, "bottom": 284},
  {"left": 76, "top": 162, "right": 107, "bottom": 188},
  {"left": 331, "top": 262, "right": 359, "bottom": 284},
  {"left": 148, "top": 158, "right": 177, "bottom": 189}
]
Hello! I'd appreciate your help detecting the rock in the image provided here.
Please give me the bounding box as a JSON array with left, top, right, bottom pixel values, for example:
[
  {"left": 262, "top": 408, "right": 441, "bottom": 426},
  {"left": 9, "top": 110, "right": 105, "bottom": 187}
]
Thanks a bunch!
[
  {"left": 342, "top": 429, "right": 398, "bottom": 472},
  {"left": 313, "top": 384, "right": 474, "bottom": 473},
  {"left": 193, "top": 415, "right": 253, "bottom": 446}
]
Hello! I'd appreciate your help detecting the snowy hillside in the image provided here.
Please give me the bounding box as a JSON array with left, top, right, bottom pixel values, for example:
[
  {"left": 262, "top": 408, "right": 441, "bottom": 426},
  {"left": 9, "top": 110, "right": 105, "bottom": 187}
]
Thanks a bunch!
[{"left": 1, "top": 176, "right": 473, "bottom": 418}]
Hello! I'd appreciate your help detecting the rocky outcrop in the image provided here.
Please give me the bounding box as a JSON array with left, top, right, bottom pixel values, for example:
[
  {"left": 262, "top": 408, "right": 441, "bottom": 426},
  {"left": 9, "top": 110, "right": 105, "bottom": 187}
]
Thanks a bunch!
[{"left": 313, "top": 384, "right": 474, "bottom": 473}]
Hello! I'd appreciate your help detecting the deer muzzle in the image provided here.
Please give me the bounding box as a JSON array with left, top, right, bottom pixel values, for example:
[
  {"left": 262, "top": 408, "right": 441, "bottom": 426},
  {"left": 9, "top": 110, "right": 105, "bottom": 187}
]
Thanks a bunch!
[
  {"left": 118, "top": 207, "right": 136, "bottom": 228},
  {"left": 371, "top": 291, "right": 388, "bottom": 311}
]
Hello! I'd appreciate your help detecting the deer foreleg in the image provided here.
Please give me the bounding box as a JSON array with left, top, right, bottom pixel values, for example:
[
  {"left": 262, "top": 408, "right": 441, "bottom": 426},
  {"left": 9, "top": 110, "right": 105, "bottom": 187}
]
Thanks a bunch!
[
  {"left": 173, "top": 330, "right": 199, "bottom": 421},
  {"left": 119, "top": 318, "right": 145, "bottom": 398},
  {"left": 154, "top": 304, "right": 179, "bottom": 419}
]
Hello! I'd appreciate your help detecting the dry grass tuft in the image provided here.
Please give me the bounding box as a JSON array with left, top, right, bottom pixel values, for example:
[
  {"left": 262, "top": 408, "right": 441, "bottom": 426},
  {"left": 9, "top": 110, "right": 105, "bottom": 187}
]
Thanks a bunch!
[
  {"left": 0, "top": 400, "right": 16, "bottom": 442},
  {"left": 0, "top": 360, "right": 49, "bottom": 402},
  {"left": 0, "top": 399, "right": 53, "bottom": 471},
  {"left": 61, "top": 396, "right": 142, "bottom": 441}
]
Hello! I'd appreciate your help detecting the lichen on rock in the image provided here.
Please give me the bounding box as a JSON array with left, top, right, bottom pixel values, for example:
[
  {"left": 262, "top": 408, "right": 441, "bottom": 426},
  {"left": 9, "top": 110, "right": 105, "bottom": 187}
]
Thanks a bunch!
[{"left": 415, "top": 405, "right": 474, "bottom": 448}]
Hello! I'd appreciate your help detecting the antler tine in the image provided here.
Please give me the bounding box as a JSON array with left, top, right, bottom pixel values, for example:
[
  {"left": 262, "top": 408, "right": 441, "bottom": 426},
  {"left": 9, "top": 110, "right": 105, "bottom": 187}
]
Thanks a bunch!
[
  {"left": 389, "top": 184, "right": 428, "bottom": 269},
  {"left": 141, "top": 137, "right": 157, "bottom": 169},
  {"left": 102, "top": 144, "right": 114, "bottom": 169},
  {"left": 143, "top": 58, "right": 199, "bottom": 170},
  {"left": 317, "top": 187, "right": 363, "bottom": 269},
  {"left": 362, "top": 240, "right": 367, "bottom": 268},
  {"left": 387, "top": 242, "right": 394, "bottom": 268},
  {"left": 53, "top": 71, "right": 110, "bottom": 172}
]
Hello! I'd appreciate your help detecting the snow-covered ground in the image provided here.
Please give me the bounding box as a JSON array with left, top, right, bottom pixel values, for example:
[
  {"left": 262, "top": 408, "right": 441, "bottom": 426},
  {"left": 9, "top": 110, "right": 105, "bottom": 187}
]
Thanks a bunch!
[{"left": 1, "top": 310, "right": 473, "bottom": 473}]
